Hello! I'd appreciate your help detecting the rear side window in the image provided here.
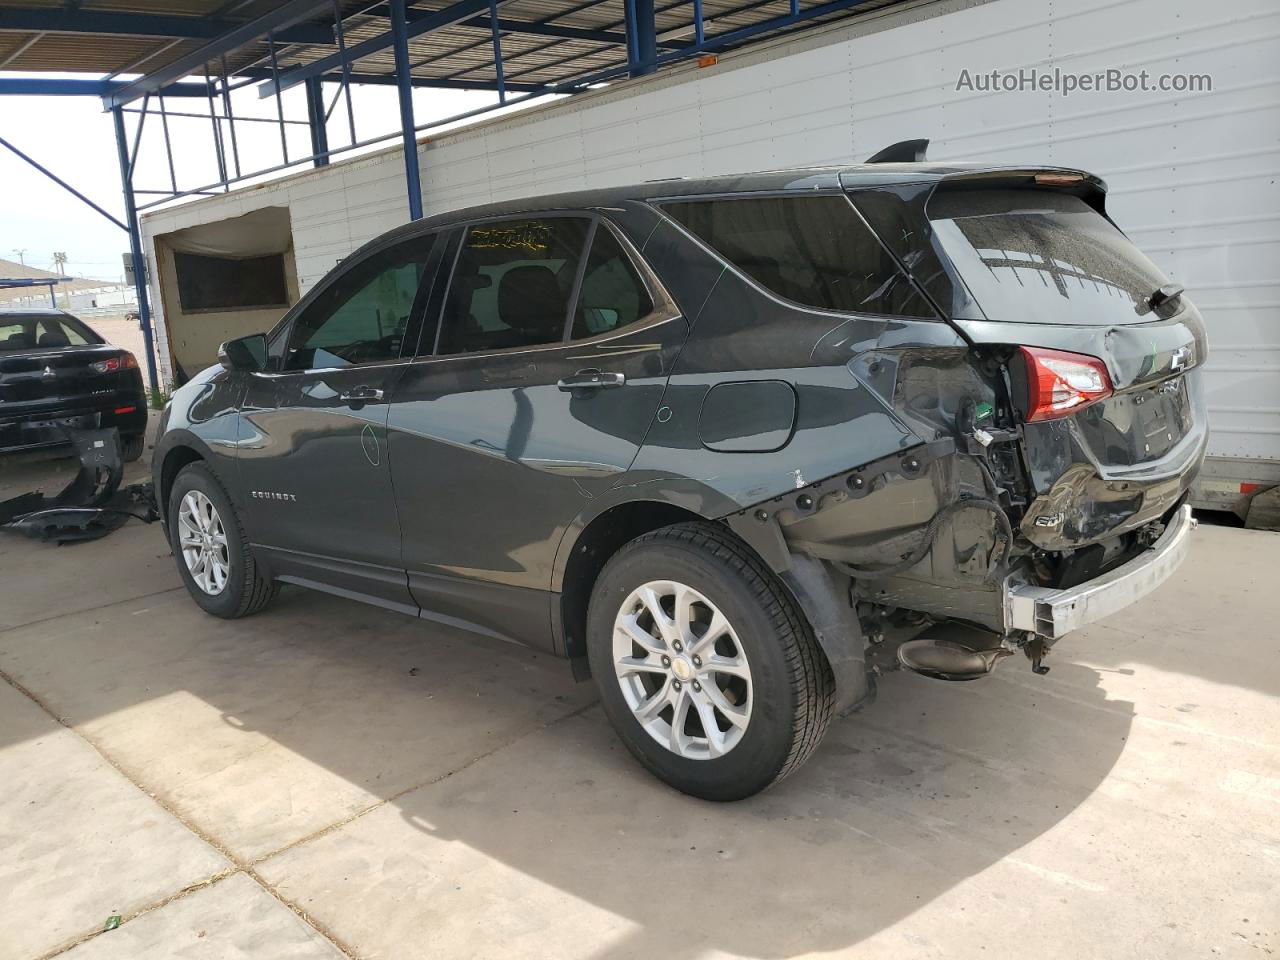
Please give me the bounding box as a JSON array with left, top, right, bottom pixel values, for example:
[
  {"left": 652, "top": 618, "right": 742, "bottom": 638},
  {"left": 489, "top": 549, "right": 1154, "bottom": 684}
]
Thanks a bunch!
[
  {"left": 437, "top": 218, "right": 591, "bottom": 355},
  {"left": 662, "top": 195, "right": 934, "bottom": 317},
  {"left": 927, "top": 188, "right": 1171, "bottom": 325},
  {"left": 571, "top": 226, "right": 654, "bottom": 339}
]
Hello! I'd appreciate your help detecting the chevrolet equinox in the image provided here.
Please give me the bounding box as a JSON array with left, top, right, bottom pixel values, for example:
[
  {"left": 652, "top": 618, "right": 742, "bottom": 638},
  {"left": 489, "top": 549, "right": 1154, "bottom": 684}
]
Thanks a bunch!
[{"left": 153, "top": 159, "right": 1205, "bottom": 800}]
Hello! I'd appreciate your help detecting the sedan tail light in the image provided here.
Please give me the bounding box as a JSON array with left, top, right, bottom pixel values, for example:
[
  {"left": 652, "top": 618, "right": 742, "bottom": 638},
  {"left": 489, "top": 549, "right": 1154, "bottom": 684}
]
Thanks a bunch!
[
  {"left": 91, "top": 352, "right": 139, "bottom": 375},
  {"left": 1020, "top": 346, "right": 1113, "bottom": 421}
]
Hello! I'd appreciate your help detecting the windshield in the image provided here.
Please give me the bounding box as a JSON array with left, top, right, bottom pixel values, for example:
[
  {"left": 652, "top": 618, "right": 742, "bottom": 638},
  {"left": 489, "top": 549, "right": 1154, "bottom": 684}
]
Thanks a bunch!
[
  {"left": 927, "top": 188, "right": 1170, "bottom": 325},
  {"left": 0, "top": 314, "right": 101, "bottom": 352}
]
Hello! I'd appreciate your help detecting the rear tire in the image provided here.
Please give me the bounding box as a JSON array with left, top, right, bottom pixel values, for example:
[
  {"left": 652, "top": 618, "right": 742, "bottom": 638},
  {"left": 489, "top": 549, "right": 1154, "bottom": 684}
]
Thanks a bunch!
[
  {"left": 121, "top": 433, "right": 145, "bottom": 462},
  {"left": 586, "top": 521, "right": 834, "bottom": 800},
  {"left": 168, "top": 462, "right": 278, "bottom": 619}
]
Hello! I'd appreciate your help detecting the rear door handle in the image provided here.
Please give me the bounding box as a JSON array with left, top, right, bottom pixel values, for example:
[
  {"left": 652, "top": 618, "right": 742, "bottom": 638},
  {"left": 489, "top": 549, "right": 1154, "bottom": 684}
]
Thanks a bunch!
[
  {"left": 340, "top": 385, "right": 384, "bottom": 402},
  {"left": 557, "top": 369, "right": 626, "bottom": 392}
]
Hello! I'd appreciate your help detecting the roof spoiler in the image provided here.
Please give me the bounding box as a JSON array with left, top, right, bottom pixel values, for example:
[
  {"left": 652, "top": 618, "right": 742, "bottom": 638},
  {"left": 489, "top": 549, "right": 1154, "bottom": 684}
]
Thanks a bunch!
[{"left": 865, "top": 139, "right": 929, "bottom": 163}]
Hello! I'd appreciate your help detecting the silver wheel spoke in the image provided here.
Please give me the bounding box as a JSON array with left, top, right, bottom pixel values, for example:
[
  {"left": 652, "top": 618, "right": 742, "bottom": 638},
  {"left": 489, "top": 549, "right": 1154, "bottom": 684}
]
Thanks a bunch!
[
  {"left": 617, "top": 655, "right": 667, "bottom": 676},
  {"left": 688, "top": 611, "right": 730, "bottom": 657},
  {"left": 669, "top": 685, "right": 693, "bottom": 755},
  {"left": 690, "top": 693, "right": 728, "bottom": 757},
  {"left": 612, "top": 579, "right": 752, "bottom": 761},
  {"left": 634, "top": 679, "right": 673, "bottom": 723},
  {"left": 701, "top": 682, "right": 750, "bottom": 730},
  {"left": 617, "top": 614, "right": 665, "bottom": 655},
  {"left": 703, "top": 654, "right": 750, "bottom": 680}
]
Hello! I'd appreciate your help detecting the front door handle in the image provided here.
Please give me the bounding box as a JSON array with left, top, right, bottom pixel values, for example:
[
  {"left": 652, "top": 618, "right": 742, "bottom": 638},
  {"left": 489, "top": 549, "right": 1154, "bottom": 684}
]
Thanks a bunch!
[
  {"left": 340, "top": 385, "right": 384, "bottom": 402},
  {"left": 557, "top": 369, "right": 626, "bottom": 392}
]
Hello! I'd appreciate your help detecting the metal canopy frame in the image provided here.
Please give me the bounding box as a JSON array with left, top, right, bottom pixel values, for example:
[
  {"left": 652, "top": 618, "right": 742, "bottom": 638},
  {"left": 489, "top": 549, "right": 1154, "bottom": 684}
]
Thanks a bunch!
[{"left": 0, "top": 0, "right": 898, "bottom": 391}]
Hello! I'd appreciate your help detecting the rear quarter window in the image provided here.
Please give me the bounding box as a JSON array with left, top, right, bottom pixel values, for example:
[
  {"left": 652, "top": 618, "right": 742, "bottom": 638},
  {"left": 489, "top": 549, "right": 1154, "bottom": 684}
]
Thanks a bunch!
[{"left": 661, "top": 195, "right": 935, "bottom": 318}]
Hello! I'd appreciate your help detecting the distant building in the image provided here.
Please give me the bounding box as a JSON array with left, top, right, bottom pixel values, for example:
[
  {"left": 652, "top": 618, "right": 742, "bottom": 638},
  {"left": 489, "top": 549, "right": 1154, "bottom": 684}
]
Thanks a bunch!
[{"left": 0, "top": 257, "right": 137, "bottom": 313}]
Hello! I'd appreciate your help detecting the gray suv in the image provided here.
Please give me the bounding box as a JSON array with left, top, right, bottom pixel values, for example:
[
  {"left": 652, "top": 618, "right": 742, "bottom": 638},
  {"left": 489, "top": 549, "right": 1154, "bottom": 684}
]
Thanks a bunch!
[{"left": 153, "top": 160, "right": 1205, "bottom": 799}]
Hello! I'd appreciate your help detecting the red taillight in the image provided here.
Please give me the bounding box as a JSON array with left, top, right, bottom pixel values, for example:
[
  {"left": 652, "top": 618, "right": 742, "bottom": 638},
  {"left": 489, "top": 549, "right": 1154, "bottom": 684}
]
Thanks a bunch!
[
  {"left": 91, "top": 352, "right": 138, "bottom": 375},
  {"left": 1020, "top": 346, "right": 1113, "bottom": 422},
  {"left": 113, "top": 405, "right": 136, "bottom": 415}
]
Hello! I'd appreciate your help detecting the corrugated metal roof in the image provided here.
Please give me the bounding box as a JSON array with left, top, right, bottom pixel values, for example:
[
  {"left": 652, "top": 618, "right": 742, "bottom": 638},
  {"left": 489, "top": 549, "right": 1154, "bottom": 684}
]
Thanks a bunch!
[{"left": 0, "top": 0, "right": 910, "bottom": 89}]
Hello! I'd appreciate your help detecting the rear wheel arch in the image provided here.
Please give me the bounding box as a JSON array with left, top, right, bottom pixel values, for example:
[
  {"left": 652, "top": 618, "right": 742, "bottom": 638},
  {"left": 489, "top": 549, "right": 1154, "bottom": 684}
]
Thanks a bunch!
[{"left": 558, "top": 500, "right": 705, "bottom": 659}]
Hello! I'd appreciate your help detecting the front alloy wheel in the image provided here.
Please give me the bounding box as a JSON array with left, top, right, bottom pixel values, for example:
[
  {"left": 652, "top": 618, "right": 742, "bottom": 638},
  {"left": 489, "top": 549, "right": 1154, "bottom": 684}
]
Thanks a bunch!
[
  {"left": 178, "top": 489, "right": 229, "bottom": 595},
  {"left": 613, "top": 580, "right": 753, "bottom": 759}
]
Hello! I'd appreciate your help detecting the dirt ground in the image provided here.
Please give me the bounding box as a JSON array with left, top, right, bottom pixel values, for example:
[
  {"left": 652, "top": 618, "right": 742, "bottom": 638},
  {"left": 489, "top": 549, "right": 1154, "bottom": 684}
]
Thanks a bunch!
[{"left": 1, "top": 441, "right": 1277, "bottom": 960}]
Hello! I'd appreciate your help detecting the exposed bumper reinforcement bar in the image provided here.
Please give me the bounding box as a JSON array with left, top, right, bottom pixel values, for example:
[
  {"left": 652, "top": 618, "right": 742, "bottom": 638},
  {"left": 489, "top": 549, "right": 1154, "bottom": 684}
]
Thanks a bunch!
[{"left": 1006, "top": 505, "right": 1196, "bottom": 640}]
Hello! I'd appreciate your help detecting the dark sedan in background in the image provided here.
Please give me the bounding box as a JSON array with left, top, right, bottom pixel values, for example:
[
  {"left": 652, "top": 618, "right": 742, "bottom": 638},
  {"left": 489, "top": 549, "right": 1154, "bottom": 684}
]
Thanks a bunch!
[{"left": 0, "top": 309, "right": 147, "bottom": 460}]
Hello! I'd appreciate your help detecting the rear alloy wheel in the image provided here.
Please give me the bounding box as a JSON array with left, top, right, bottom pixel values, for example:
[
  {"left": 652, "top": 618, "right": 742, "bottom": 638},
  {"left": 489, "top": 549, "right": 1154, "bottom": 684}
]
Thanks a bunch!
[
  {"left": 612, "top": 580, "right": 753, "bottom": 760},
  {"left": 588, "top": 522, "right": 834, "bottom": 801},
  {"left": 168, "top": 462, "right": 278, "bottom": 619}
]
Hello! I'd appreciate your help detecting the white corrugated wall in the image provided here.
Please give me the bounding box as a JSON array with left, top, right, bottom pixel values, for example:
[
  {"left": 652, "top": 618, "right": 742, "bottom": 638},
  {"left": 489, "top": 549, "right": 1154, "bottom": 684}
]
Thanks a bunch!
[{"left": 141, "top": 0, "right": 1280, "bottom": 475}]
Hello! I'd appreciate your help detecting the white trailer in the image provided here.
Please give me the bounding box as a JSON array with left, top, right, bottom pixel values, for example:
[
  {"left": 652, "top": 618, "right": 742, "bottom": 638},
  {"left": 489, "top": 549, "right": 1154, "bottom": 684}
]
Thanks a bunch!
[{"left": 140, "top": 0, "right": 1280, "bottom": 521}]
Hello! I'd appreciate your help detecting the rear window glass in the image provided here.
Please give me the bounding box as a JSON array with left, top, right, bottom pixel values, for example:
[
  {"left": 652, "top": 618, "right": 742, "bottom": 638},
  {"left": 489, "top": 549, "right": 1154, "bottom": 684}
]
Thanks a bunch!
[
  {"left": 927, "top": 188, "right": 1170, "bottom": 325},
  {"left": 0, "top": 315, "right": 99, "bottom": 352},
  {"left": 662, "top": 195, "right": 935, "bottom": 318}
]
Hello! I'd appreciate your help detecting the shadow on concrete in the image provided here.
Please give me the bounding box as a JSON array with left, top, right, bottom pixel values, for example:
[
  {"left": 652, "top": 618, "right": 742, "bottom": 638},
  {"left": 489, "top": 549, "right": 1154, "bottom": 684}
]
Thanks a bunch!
[{"left": 0, "top": 451, "right": 1154, "bottom": 957}]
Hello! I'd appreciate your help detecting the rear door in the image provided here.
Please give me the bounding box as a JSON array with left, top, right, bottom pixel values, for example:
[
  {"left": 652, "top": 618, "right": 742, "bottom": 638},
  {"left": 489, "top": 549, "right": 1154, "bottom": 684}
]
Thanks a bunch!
[
  {"left": 238, "top": 232, "right": 440, "bottom": 610},
  {"left": 387, "top": 214, "right": 687, "bottom": 647}
]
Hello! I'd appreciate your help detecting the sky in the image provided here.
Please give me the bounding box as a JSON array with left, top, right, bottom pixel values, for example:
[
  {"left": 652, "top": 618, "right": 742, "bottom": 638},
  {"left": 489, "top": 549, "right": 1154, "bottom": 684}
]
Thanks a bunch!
[{"left": 0, "top": 76, "right": 517, "bottom": 283}]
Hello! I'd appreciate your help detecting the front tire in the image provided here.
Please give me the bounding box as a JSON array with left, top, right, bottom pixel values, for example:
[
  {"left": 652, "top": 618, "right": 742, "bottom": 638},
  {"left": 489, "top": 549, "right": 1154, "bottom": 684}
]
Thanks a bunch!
[
  {"left": 168, "top": 462, "right": 278, "bottom": 619},
  {"left": 586, "top": 522, "right": 834, "bottom": 801}
]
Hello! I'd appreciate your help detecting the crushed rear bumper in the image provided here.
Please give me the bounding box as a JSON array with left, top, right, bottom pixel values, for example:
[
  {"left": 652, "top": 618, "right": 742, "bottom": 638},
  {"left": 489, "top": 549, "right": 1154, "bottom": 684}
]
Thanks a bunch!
[{"left": 1005, "top": 505, "right": 1195, "bottom": 640}]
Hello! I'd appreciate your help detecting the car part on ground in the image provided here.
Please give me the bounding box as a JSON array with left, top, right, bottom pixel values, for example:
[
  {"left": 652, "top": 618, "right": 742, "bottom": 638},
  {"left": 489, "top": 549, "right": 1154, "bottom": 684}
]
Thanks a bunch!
[{"left": 0, "top": 427, "right": 158, "bottom": 543}]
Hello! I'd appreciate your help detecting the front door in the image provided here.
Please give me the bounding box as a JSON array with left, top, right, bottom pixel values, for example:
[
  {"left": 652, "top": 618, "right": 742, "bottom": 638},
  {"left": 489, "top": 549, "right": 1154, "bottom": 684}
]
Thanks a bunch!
[
  {"left": 387, "top": 215, "right": 688, "bottom": 646},
  {"left": 239, "top": 232, "right": 439, "bottom": 611}
]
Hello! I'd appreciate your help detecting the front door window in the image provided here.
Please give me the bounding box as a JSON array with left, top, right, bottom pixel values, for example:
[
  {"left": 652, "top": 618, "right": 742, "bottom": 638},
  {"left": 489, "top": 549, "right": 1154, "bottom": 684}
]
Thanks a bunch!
[{"left": 285, "top": 236, "right": 435, "bottom": 370}]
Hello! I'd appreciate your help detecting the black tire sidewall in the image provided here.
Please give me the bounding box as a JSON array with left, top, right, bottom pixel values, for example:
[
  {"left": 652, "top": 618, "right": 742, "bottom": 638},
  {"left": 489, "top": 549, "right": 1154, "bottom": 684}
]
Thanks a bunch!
[
  {"left": 168, "top": 463, "right": 251, "bottom": 618},
  {"left": 587, "top": 531, "right": 805, "bottom": 801}
]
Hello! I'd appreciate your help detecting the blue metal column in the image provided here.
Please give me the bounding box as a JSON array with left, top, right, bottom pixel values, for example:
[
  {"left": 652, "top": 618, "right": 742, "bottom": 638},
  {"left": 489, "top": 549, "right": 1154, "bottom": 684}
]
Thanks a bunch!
[
  {"left": 111, "top": 106, "right": 161, "bottom": 394},
  {"left": 627, "top": 0, "right": 657, "bottom": 76},
  {"left": 390, "top": 0, "right": 424, "bottom": 220},
  {"left": 305, "top": 77, "right": 330, "bottom": 167}
]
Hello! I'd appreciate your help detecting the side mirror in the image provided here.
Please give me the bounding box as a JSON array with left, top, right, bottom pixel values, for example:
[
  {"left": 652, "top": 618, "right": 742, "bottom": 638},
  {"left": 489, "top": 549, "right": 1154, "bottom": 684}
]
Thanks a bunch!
[{"left": 218, "top": 333, "right": 269, "bottom": 372}]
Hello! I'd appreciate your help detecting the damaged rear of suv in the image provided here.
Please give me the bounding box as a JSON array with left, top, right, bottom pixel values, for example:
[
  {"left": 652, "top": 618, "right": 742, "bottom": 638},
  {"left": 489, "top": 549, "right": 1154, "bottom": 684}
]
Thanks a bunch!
[
  {"left": 611, "top": 155, "right": 1203, "bottom": 796},
  {"left": 155, "top": 147, "right": 1204, "bottom": 801}
]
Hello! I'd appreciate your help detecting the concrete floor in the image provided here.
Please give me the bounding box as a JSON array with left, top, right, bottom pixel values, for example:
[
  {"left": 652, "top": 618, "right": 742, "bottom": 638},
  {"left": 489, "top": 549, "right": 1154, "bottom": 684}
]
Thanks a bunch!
[{"left": 1, "top": 445, "right": 1277, "bottom": 960}]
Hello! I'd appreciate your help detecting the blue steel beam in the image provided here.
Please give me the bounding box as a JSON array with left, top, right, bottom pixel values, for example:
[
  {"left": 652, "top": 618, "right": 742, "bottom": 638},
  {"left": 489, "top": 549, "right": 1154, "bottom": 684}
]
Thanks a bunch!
[
  {"left": 111, "top": 107, "right": 160, "bottom": 394},
  {"left": 101, "top": 0, "right": 336, "bottom": 110},
  {"left": 0, "top": 6, "right": 334, "bottom": 44},
  {"left": 0, "top": 77, "right": 211, "bottom": 97},
  {"left": 628, "top": 0, "right": 657, "bottom": 76},
  {"left": 257, "top": 0, "right": 520, "bottom": 98},
  {"left": 390, "top": 0, "right": 423, "bottom": 221},
  {"left": 238, "top": 67, "right": 547, "bottom": 94},
  {"left": 0, "top": 135, "right": 127, "bottom": 231},
  {"left": 305, "top": 77, "right": 330, "bottom": 167}
]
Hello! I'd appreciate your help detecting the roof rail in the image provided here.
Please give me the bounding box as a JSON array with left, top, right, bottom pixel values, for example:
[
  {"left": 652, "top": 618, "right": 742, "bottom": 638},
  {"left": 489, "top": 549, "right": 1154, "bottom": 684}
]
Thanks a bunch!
[{"left": 865, "top": 139, "right": 929, "bottom": 163}]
